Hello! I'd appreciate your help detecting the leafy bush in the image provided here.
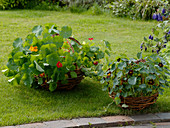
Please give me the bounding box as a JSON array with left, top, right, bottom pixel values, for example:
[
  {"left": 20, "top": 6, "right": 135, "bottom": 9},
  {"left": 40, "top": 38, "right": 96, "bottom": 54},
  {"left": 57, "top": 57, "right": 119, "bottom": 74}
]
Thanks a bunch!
[
  {"left": 106, "top": 0, "right": 169, "bottom": 20},
  {"left": 2, "top": 24, "right": 110, "bottom": 91},
  {"left": 140, "top": 3, "right": 170, "bottom": 53},
  {"left": 0, "top": 0, "right": 63, "bottom": 10},
  {"left": 132, "top": 0, "right": 168, "bottom": 20},
  {"left": 33, "top": 1, "right": 50, "bottom": 10},
  {"left": 69, "top": 5, "right": 88, "bottom": 13},
  {"left": 101, "top": 52, "right": 170, "bottom": 106},
  {"left": 0, "top": 0, "right": 28, "bottom": 9},
  {"left": 63, "top": 0, "right": 104, "bottom": 8},
  {"left": 87, "top": 3, "right": 103, "bottom": 15},
  {"left": 152, "top": 1, "right": 170, "bottom": 21},
  {"left": 160, "top": 41, "right": 170, "bottom": 67},
  {"left": 140, "top": 21, "right": 170, "bottom": 53},
  {"left": 105, "top": 0, "right": 136, "bottom": 17}
]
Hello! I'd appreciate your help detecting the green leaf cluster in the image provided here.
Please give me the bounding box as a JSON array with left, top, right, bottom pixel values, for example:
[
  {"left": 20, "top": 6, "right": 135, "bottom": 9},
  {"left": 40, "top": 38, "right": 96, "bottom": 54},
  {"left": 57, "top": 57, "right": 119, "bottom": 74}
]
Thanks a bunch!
[
  {"left": 107, "top": 0, "right": 169, "bottom": 20},
  {"left": 101, "top": 52, "right": 170, "bottom": 105},
  {"left": 3, "top": 24, "right": 110, "bottom": 92},
  {"left": 141, "top": 20, "right": 170, "bottom": 53}
]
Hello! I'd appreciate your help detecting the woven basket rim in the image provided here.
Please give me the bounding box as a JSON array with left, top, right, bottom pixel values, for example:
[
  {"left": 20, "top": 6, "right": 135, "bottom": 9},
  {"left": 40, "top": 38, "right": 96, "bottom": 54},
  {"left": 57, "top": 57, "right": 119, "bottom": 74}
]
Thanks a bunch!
[
  {"left": 34, "top": 68, "right": 84, "bottom": 90},
  {"left": 109, "top": 92, "right": 159, "bottom": 98},
  {"left": 66, "top": 74, "right": 84, "bottom": 80},
  {"left": 109, "top": 92, "right": 159, "bottom": 110}
]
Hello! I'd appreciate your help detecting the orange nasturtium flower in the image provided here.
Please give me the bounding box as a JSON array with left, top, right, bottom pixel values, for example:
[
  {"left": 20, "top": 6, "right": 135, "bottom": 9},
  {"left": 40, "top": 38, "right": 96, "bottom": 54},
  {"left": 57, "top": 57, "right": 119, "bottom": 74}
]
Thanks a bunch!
[
  {"left": 56, "top": 61, "right": 63, "bottom": 68},
  {"left": 107, "top": 72, "right": 111, "bottom": 77},
  {"left": 29, "top": 46, "right": 38, "bottom": 52}
]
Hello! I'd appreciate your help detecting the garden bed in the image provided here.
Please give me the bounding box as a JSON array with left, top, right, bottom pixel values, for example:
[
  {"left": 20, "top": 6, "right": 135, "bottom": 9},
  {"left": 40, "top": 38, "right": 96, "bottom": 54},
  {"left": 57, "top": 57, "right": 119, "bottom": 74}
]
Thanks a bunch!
[{"left": 0, "top": 10, "right": 169, "bottom": 127}]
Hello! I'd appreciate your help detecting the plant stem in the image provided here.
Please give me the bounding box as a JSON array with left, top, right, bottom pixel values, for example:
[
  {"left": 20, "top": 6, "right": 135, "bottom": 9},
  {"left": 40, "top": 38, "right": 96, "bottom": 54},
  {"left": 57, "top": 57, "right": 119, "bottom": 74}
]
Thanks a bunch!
[{"left": 66, "top": 39, "right": 74, "bottom": 53}]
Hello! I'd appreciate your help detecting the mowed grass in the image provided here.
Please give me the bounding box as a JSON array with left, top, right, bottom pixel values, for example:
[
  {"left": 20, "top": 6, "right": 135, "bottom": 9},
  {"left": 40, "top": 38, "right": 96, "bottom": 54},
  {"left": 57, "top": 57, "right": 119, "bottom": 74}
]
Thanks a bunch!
[{"left": 0, "top": 10, "right": 169, "bottom": 126}]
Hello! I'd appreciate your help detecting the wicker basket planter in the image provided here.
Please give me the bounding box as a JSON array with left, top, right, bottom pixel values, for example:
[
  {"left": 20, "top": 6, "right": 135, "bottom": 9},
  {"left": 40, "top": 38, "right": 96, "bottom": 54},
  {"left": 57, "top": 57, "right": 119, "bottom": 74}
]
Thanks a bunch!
[
  {"left": 34, "top": 68, "right": 84, "bottom": 90},
  {"left": 109, "top": 92, "right": 159, "bottom": 110},
  {"left": 101, "top": 52, "right": 169, "bottom": 110},
  {"left": 3, "top": 24, "right": 111, "bottom": 92}
]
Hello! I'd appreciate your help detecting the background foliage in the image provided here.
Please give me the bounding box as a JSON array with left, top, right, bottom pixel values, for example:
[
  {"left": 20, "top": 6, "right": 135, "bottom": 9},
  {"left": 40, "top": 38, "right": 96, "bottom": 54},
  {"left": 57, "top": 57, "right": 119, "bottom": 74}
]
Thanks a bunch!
[
  {"left": 106, "top": 0, "right": 169, "bottom": 20},
  {"left": 0, "top": 0, "right": 169, "bottom": 20},
  {"left": 0, "top": 0, "right": 63, "bottom": 9}
]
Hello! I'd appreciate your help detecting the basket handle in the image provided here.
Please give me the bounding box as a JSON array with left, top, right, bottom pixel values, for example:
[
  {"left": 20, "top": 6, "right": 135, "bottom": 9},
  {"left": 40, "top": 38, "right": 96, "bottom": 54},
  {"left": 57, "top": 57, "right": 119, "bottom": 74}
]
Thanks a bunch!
[{"left": 54, "top": 33, "right": 81, "bottom": 45}]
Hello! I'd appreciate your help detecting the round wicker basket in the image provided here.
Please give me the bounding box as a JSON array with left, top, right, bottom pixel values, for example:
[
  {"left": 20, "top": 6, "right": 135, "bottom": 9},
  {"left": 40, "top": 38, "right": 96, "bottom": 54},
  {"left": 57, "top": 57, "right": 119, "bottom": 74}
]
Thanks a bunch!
[
  {"left": 109, "top": 92, "right": 159, "bottom": 110},
  {"left": 56, "top": 69, "right": 84, "bottom": 90},
  {"left": 108, "top": 59, "right": 159, "bottom": 110},
  {"left": 35, "top": 68, "right": 84, "bottom": 90}
]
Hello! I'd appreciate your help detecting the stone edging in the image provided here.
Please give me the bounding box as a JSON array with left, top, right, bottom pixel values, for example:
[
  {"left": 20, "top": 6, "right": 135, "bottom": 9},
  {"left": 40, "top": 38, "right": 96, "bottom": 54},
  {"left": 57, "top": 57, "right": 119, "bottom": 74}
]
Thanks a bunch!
[{"left": 1, "top": 112, "right": 170, "bottom": 128}]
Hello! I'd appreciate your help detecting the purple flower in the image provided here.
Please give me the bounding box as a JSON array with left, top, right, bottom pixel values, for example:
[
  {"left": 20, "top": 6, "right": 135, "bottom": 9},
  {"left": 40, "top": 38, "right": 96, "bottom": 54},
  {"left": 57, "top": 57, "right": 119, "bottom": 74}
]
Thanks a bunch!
[
  {"left": 157, "top": 13, "right": 163, "bottom": 21},
  {"left": 140, "top": 43, "right": 143, "bottom": 50},
  {"left": 145, "top": 47, "right": 147, "bottom": 51},
  {"left": 157, "top": 49, "right": 160, "bottom": 54},
  {"left": 168, "top": 30, "right": 170, "bottom": 35},
  {"left": 164, "top": 41, "right": 167, "bottom": 43},
  {"left": 162, "top": 9, "right": 166, "bottom": 14},
  {"left": 149, "top": 35, "right": 153, "bottom": 40},
  {"left": 164, "top": 45, "right": 166, "bottom": 48},
  {"left": 153, "top": 14, "right": 158, "bottom": 20},
  {"left": 152, "top": 49, "right": 154, "bottom": 53}
]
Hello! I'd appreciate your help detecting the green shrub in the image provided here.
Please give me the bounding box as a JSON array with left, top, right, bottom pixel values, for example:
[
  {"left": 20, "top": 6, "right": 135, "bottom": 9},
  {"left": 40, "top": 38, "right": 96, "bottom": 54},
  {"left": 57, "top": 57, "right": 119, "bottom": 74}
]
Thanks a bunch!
[
  {"left": 88, "top": 3, "right": 103, "bottom": 15},
  {"left": 106, "top": 0, "right": 169, "bottom": 20},
  {"left": 63, "top": 0, "right": 104, "bottom": 8},
  {"left": 2, "top": 24, "right": 110, "bottom": 91},
  {"left": 131, "top": 0, "right": 166, "bottom": 20},
  {"left": 0, "top": 0, "right": 63, "bottom": 10},
  {"left": 140, "top": 21, "right": 170, "bottom": 54},
  {"left": 0, "top": 0, "right": 27, "bottom": 9},
  {"left": 105, "top": 0, "right": 136, "bottom": 18},
  {"left": 69, "top": 5, "right": 88, "bottom": 13}
]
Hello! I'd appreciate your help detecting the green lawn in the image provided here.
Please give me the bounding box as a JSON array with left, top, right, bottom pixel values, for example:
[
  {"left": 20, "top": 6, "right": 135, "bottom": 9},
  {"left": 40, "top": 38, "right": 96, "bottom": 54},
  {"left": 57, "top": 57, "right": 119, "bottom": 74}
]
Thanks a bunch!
[{"left": 0, "top": 10, "right": 169, "bottom": 127}]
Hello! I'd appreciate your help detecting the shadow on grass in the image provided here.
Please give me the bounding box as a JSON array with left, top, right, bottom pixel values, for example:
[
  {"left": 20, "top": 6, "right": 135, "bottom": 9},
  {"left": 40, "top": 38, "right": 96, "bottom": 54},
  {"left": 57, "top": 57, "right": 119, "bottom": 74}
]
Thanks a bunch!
[
  {"left": 0, "top": 76, "right": 169, "bottom": 126},
  {"left": 14, "top": 78, "right": 170, "bottom": 117}
]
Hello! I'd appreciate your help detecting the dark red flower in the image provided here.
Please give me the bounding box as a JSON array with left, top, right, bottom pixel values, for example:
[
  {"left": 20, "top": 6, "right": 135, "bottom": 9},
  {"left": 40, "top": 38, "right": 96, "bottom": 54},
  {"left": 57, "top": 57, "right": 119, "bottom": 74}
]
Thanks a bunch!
[
  {"left": 158, "top": 63, "right": 163, "bottom": 67},
  {"left": 93, "top": 61, "right": 98, "bottom": 65},
  {"left": 52, "top": 34, "right": 56, "bottom": 38},
  {"left": 107, "top": 68, "right": 111, "bottom": 71},
  {"left": 148, "top": 79, "right": 154, "bottom": 85},
  {"left": 117, "top": 58, "right": 121, "bottom": 62},
  {"left": 128, "top": 70, "right": 133, "bottom": 75},
  {"left": 56, "top": 61, "right": 63, "bottom": 68},
  {"left": 107, "top": 76, "right": 110, "bottom": 78},
  {"left": 88, "top": 38, "right": 94, "bottom": 41}
]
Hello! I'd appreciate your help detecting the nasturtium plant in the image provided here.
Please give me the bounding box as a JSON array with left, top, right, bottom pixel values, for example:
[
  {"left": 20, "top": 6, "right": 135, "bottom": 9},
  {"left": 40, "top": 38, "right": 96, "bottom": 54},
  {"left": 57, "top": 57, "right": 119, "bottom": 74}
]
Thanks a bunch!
[
  {"left": 101, "top": 52, "right": 170, "bottom": 106},
  {"left": 3, "top": 24, "right": 110, "bottom": 91}
]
